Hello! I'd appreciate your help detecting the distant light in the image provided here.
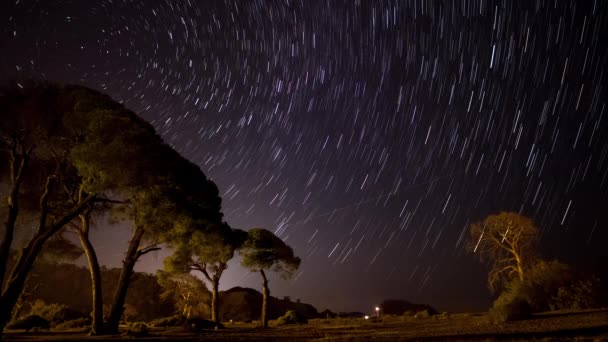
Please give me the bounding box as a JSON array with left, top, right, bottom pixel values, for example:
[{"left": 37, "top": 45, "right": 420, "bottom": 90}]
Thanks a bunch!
[
  {"left": 364, "top": 315, "right": 369, "bottom": 320},
  {"left": 375, "top": 306, "right": 380, "bottom": 311}
]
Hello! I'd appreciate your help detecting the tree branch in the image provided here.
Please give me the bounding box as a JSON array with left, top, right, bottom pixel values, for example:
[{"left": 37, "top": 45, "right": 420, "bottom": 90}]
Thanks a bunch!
[{"left": 136, "top": 245, "right": 161, "bottom": 259}]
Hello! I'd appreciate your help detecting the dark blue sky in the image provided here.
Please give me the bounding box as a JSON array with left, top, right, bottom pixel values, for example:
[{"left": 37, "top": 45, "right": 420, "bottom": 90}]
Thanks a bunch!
[{"left": 2, "top": 0, "right": 607, "bottom": 313}]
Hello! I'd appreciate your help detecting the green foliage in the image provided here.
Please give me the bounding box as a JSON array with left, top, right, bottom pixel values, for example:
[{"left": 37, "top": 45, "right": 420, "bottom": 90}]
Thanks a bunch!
[
  {"left": 27, "top": 300, "right": 84, "bottom": 323},
  {"left": 551, "top": 278, "right": 599, "bottom": 310},
  {"left": 240, "top": 228, "right": 301, "bottom": 278},
  {"left": 500, "top": 260, "right": 600, "bottom": 312},
  {"left": 125, "top": 321, "right": 149, "bottom": 337},
  {"left": 514, "top": 260, "right": 573, "bottom": 311},
  {"left": 276, "top": 310, "right": 308, "bottom": 325},
  {"left": 165, "top": 224, "right": 245, "bottom": 278},
  {"left": 489, "top": 259, "right": 600, "bottom": 322},
  {"left": 0, "top": 81, "right": 225, "bottom": 337},
  {"left": 489, "top": 290, "right": 532, "bottom": 323}
]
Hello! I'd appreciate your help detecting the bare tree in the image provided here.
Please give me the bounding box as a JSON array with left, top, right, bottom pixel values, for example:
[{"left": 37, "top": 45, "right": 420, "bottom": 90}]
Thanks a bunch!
[{"left": 469, "top": 212, "right": 539, "bottom": 292}]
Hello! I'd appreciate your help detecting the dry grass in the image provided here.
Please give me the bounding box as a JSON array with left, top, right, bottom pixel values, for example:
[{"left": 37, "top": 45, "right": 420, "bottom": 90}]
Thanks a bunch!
[{"left": 4, "top": 308, "right": 608, "bottom": 341}]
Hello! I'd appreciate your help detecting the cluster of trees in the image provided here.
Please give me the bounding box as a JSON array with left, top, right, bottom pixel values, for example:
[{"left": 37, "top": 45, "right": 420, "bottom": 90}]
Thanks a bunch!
[
  {"left": 469, "top": 212, "right": 603, "bottom": 322},
  {"left": 163, "top": 227, "right": 301, "bottom": 328},
  {"left": 0, "top": 81, "right": 300, "bottom": 336}
]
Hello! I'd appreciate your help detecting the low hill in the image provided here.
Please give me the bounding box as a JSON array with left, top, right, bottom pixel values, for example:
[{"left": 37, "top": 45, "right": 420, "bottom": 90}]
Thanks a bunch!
[
  {"left": 220, "top": 287, "right": 319, "bottom": 322},
  {"left": 379, "top": 299, "right": 438, "bottom": 316}
]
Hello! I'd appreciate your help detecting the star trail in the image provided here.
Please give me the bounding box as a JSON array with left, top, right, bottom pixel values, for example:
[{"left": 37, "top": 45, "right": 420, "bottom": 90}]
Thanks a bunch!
[{"left": 1, "top": 0, "right": 607, "bottom": 312}]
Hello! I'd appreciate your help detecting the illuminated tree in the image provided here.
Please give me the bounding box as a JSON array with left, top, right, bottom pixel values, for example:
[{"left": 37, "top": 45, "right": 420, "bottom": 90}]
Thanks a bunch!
[
  {"left": 0, "top": 81, "right": 223, "bottom": 337},
  {"left": 164, "top": 224, "right": 246, "bottom": 324},
  {"left": 240, "top": 228, "right": 301, "bottom": 328},
  {"left": 0, "top": 82, "right": 156, "bottom": 336},
  {"left": 105, "top": 149, "right": 223, "bottom": 334},
  {"left": 469, "top": 212, "right": 539, "bottom": 292},
  {"left": 157, "top": 270, "right": 210, "bottom": 319}
]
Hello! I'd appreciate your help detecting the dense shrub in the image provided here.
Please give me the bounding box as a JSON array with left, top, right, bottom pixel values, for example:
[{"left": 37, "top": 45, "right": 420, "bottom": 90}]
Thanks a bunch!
[
  {"left": 7, "top": 315, "right": 50, "bottom": 331},
  {"left": 551, "top": 278, "right": 600, "bottom": 310},
  {"left": 125, "top": 322, "right": 149, "bottom": 337},
  {"left": 496, "top": 260, "right": 600, "bottom": 314},
  {"left": 27, "top": 300, "right": 87, "bottom": 323},
  {"left": 490, "top": 293, "right": 532, "bottom": 323},
  {"left": 276, "top": 310, "right": 308, "bottom": 325}
]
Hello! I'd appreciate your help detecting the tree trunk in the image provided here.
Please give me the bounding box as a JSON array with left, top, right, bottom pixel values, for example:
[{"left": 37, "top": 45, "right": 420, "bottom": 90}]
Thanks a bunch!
[
  {"left": 0, "top": 201, "right": 18, "bottom": 291},
  {"left": 78, "top": 213, "right": 104, "bottom": 335},
  {"left": 106, "top": 225, "right": 144, "bottom": 334},
  {"left": 0, "top": 235, "right": 46, "bottom": 337},
  {"left": 516, "top": 255, "right": 525, "bottom": 282},
  {"left": 0, "top": 181, "right": 94, "bottom": 339},
  {"left": 0, "top": 153, "right": 27, "bottom": 290},
  {"left": 211, "top": 279, "right": 219, "bottom": 324},
  {"left": 260, "top": 269, "right": 269, "bottom": 328}
]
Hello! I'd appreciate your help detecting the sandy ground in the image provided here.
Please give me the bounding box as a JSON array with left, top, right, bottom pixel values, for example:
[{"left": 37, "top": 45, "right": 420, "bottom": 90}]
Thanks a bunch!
[{"left": 3, "top": 308, "right": 608, "bottom": 341}]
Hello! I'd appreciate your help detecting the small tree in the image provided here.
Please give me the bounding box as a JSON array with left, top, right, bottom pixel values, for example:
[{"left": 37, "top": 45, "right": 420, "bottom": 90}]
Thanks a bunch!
[
  {"left": 157, "top": 270, "right": 210, "bottom": 319},
  {"left": 165, "top": 224, "right": 245, "bottom": 325},
  {"left": 469, "top": 212, "right": 538, "bottom": 292},
  {"left": 240, "top": 228, "right": 301, "bottom": 328}
]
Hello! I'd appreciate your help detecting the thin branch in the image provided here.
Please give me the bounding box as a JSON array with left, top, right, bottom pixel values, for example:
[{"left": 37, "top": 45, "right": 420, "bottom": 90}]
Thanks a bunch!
[{"left": 136, "top": 245, "right": 161, "bottom": 259}]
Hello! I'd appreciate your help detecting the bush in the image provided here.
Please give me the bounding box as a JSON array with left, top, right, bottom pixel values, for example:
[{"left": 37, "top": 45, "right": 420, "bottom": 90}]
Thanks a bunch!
[
  {"left": 276, "top": 310, "right": 308, "bottom": 325},
  {"left": 148, "top": 315, "right": 185, "bottom": 327},
  {"left": 125, "top": 322, "right": 149, "bottom": 337},
  {"left": 28, "top": 301, "right": 85, "bottom": 323},
  {"left": 490, "top": 289, "right": 532, "bottom": 323},
  {"left": 53, "top": 317, "right": 91, "bottom": 330},
  {"left": 414, "top": 308, "right": 438, "bottom": 319},
  {"left": 551, "top": 278, "right": 599, "bottom": 310},
  {"left": 7, "top": 315, "right": 50, "bottom": 331},
  {"left": 497, "top": 260, "right": 600, "bottom": 313}
]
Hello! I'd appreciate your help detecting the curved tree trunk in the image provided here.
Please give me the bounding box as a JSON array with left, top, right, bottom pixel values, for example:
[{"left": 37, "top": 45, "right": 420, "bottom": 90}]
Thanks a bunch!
[
  {"left": 260, "top": 269, "right": 269, "bottom": 328},
  {"left": 211, "top": 279, "right": 219, "bottom": 324},
  {"left": 0, "top": 237, "right": 45, "bottom": 337},
  {"left": 0, "top": 179, "right": 94, "bottom": 339},
  {"left": 0, "top": 152, "right": 28, "bottom": 290},
  {"left": 515, "top": 253, "right": 525, "bottom": 282},
  {"left": 106, "top": 225, "right": 144, "bottom": 334},
  {"left": 78, "top": 213, "right": 104, "bottom": 335}
]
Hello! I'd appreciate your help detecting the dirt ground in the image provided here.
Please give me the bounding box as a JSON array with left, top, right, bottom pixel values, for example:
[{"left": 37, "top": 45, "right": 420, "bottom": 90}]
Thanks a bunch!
[{"left": 4, "top": 308, "right": 608, "bottom": 341}]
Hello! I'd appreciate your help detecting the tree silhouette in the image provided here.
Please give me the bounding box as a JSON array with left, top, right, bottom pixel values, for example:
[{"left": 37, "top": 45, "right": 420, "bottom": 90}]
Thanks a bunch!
[
  {"left": 0, "top": 82, "right": 147, "bottom": 335},
  {"left": 105, "top": 148, "right": 223, "bottom": 333},
  {"left": 469, "top": 212, "right": 539, "bottom": 292},
  {"left": 0, "top": 81, "right": 223, "bottom": 336},
  {"left": 240, "top": 228, "right": 301, "bottom": 328}
]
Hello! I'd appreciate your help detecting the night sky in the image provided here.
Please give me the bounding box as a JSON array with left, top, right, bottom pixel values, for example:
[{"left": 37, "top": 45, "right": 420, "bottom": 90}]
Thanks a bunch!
[{"left": 1, "top": 0, "right": 607, "bottom": 313}]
